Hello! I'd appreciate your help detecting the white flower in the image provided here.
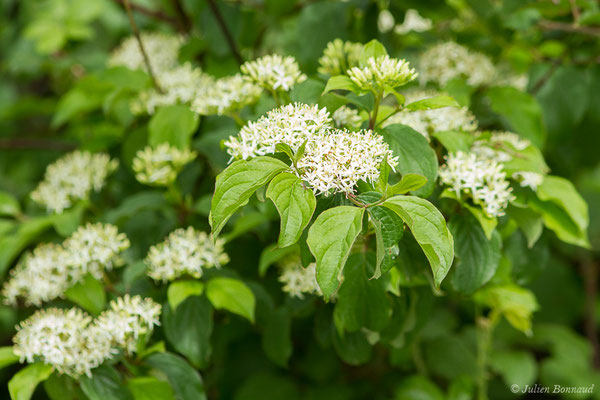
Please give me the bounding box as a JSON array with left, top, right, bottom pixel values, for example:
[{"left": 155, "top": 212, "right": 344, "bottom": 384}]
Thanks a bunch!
[
  {"left": 419, "top": 41, "right": 496, "bottom": 87},
  {"left": 94, "top": 295, "right": 161, "bottom": 355},
  {"left": 439, "top": 151, "right": 515, "bottom": 217},
  {"left": 31, "top": 151, "right": 118, "bottom": 213},
  {"left": 13, "top": 308, "right": 114, "bottom": 378},
  {"left": 108, "top": 32, "right": 182, "bottom": 74},
  {"left": 224, "top": 103, "right": 332, "bottom": 160},
  {"left": 513, "top": 171, "right": 544, "bottom": 190},
  {"left": 383, "top": 90, "right": 477, "bottom": 138},
  {"left": 347, "top": 55, "right": 417, "bottom": 92},
  {"left": 378, "top": 10, "right": 396, "bottom": 33},
  {"left": 145, "top": 227, "right": 229, "bottom": 283},
  {"left": 2, "top": 224, "right": 129, "bottom": 306},
  {"left": 318, "top": 39, "right": 363, "bottom": 76},
  {"left": 394, "top": 9, "right": 433, "bottom": 34},
  {"left": 62, "top": 223, "right": 131, "bottom": 280},
  {"left": 132, "top": 143, "right": 197, "bottom": 186},
  {"left": 471, "top": 131, "right": 531, "bottom": 163},
  {"left": 297, "top": 129, "right": 398, "bottom": 196},
  {"left": 278, "top": 259, "right": 321, "bottom": 299},
  {"left": 332, "top": 106, "right": 363, "bottom": 129},
  {"left": 2, "top": 244, "right": 71, "bottom": 306},
  {"left": 192, "top": 74, "right": 262, "bottom": 116},
  {"left": 489, "top": 131, "right": 530, "bottom": 151},
  {"left": 131, "top": 63, "right": 212, "bottom": 115},
  {"left": 241, "top": 54, "right": 306, "bottom": 92}
]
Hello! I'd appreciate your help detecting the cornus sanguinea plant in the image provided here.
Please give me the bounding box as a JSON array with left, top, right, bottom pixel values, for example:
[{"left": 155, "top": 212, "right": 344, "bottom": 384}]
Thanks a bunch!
[{"left": 2, "top": 6, "right": 595, "bottom": 397}]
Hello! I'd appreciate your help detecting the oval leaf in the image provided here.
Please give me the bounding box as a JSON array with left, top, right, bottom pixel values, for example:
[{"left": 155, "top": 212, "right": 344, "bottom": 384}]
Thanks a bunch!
[
  {"left": 404, "top": 95, "right": 459, "bottom": 111},
  {"left": 8, "top": 363, "right": 53, "bottom": 400},
  {"left": 206, "top": 277, "right": 255, "bottom": 322}
]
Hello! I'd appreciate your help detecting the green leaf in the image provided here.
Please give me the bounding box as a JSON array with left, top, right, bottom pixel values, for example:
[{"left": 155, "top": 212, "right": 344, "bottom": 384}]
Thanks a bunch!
[
  {"left": 262, "top": 307, "right": 292, "bottom": 367},
  {"left": 128, "top": 377, "right": 175, "bottom": 400},
  {"left": 383, "top": 196, "right": 454, "bottom": 288},
  {"left": 210, "top": 156, "right": 289, "bottom": 237},
  {"left": 386, "top": 174, "right": 428, "bottom": 196},
  {"left": 51, "top": 203, "right": 85, "bottom": 237},
  {"left": 360, "top": 39, "right": 387, "bottom": 66},
  {"left": 0, "top": 346, "right": 19, "bottom": 369},
  {"left": 167, "top": 281, "right": 204, "bottom": 311},
  {"left": 0, "top": 192, "right": 20, "bottom": 217},
  {"left": 490, "top": 350, "right": 538, "bottom": 390},
  {"left": 64, "top": 274, "right": 105, "bottom": 315},
  {"left": 80, "top": 366, "right": 130, "bottom": 400},
  {"left": 507, "top": 206, "right": 543, "bottom": 248},
  {"left": 431, "top": 130, "right": 475, "bottom": 153},
  {"left": 43, "top": 373, "right": 81, "bottom": 400},
  {"left": 394, "top": 376, "right": 445, "bottom": 400},
  {"left": 163, "top": 296, "right": 213, "bottom": 368},
  {"left": 145, "top": 352, "right": 206, "bottom": 400},
  {"left": 266, "top": 172, "right": 316, "bottom": 248},
  {"left": 332, "top": 329, "right": 372, "bottom": 366},
  {"left": 486, "top": 86, "right": 546, "bottom": 148},
  {"left": 474, "top": 284, "right": 538, "bottom": 334},
  {"left": 8, "top": 363, "right": 53, "bottom": 400},
  {"left": 307, "top": 206, "right": 365, "bottom": 300},
  {"left": 206, "top": 277, "right": 255, "bottom": 322},
  {"left": 333, "top": 253, "right": 392, "bottom": 333},
  {"left": 449, "top": 215, "right": 502, "bottom": 294},
  {"left": 404, "top": 95, "right": 459, "bottom": 111},
  {"left": 382, "top": 124, "right": 438, "bottom": 197},
  {"left": 258, "top": 243, "right": 298, "bottom": 277},
  {"left": 322, "top": 75, "right": 360, "bottom": 94},
  {"left": 535, "top": 175, "right": 589, "bottom": 247},
  {"left": 148, "top": 105, "right": 199, "bottom": 149}
]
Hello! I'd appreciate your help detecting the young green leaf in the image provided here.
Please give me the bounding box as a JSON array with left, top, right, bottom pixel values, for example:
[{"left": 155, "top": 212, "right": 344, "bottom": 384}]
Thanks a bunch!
[
  {"left": 210, "top": 156, "right": 289, "bottom": 237},
  {"left": 0, "top": 191, "right": 20, "bottom": 217},
  {"left": 431, "top": 130, "right": 475, "bottom": 153},
  {"left": 128, "top": 377, "right": 176, "bottom": 400},
  {"left": 0, "top": 347, "right": 19, "bottom": 369},
  {"left": 64, "top": 274, "right": 106, "bottom": 315},
  {"left": 386, "top": 174, "right": 428, "bottom": 196},
  {"left": 383, "top": 196, "right": 454, "bottom": 288},
  {"left": 148, "top": 105, "right": 199, "bottom": 149},
  {"left": 266, "top": 172, "right": 316, "bottom": 248},
  {"left": 8, "top": 363, "right": 53, "bottom": 400},
  {"left": 404, "top": 95, "right": 459, "bottom": 111},
  {"left": 322, "top": 75, "right": 360, "bottom": 94},
  {"left": 474, "top": 284, "right": 538, "bottom": 335},
  {"left": 167, "top": 280, "right": 204, "bottom": 311},
  {"left": 307, "top": 206, "right": 364, "bottom": 300},
  {"left": 360, "top": 39, "right": 388, "bottom": 67},
  {"left": 206, "top": 277, "right": 255, "bottom": 322}
]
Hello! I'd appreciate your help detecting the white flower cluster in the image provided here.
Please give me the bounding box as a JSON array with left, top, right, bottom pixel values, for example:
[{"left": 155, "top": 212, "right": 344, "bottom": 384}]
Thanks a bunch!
[
  {"left": 278, "top": 258, "right": 321, "bottom": 299},
  {"left": 317, "top": 39, "right": 363, "bottom": 76},
  {"left": 512, "top": 171, "right": 544, "bottom": 190},
  {"left": 31, "top": 151, "right": 118, "bottom": 213},
  {"left": 13, "top": 295, "right": 160, "bottom": 378},
  {"left": 95, "top": 295, "right": 162, "bottom": 354},
  {"left": 131, "top": 63, "right": 213, "bottom": 115},
  {"left": 383, "top": 90, "right": 478, "bottom": 138},
  {"left": 419, "top": 42, "right": 496, "bottom": 87},
  {"left": 347, "top": 55, "right": 417, "bottom": 92},
  {"left": 2, "top": 223, "right": 130, "bottom": 306},
  {"left": 145, "top": 227, "right": 229, "bottom": 282},
  {"left": 241, "top": 54, "right": 306, "bottom": 92},
  {"left": 108, "top": 32, "right": 182, "bottom": 74},
  {"left": 13, "top": 308, "right": 113, "bottom": 378},
  {"left": 439, "top": 151, "right": 514, "bottom": 217},
  {"left": 332, "top": 106, "right": 363, "bottom": 129},
  {"left": 472, "top": 131, "right": 532, "bottom": 163},
  {"left": 297, "top": 129, "right": 398, "bottom": 196},
  {"left": 192, "top": 74, "right": 262, "bottom": 116},
  {"left": 395, "top": 9, "right": 433, "bottom": 34},
  {"left": 133, "top": 143, "right": 197, "bottom": 186},
  {"left": 224, "top": 103, "right": 332, "bottom": 160}
]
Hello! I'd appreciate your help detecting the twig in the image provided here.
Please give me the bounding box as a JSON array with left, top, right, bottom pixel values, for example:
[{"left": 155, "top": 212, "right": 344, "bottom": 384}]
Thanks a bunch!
[
  {"left": 538, "top": 19, "right": 600, "bottom": 37},
  {"left": 581, "top": 258, "right": 600, "bottom": 368},
  {"left": 205, "top": 0, "right": 244, "bottom": 65},
  {"left": 569, "top": 0, "right": 580, "bottom": 24},
  {"left": 122, "top": 0, "right": 164, "bottom": 93},
  {"left": 111, "top": 0, "right": 179, "bottom": 27},
  {"left": 0, "top": 138, "right": 77, "bottom": 151},
  {"left": 531, "top": 61, "right": 560, "bottom": 94},
  {"left": 171, "top": 0, "right": 191, "bottom": 33}
]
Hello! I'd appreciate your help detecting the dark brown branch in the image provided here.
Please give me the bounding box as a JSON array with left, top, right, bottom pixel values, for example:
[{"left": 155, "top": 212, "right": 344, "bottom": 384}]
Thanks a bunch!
[
  {"left": 530, "top": 61, "right": 560, "bottom": 94},
  {"left": 112, "top": 0, "right": 179, "bottom": 27},
  {"left": 538, "top": 19, "right": 600, "bottom": 37},
  {"left": 171, "top": 0, "right": 191, "bottom": 33},
  {"left": 205, "top": 0, "right": 244, "bottom": 65},
  {"left": 122, "top": 0, "right": 164, "bottom": 93},
  {"left": 0, "top": 138, "right": 77, "bottom": 151}
]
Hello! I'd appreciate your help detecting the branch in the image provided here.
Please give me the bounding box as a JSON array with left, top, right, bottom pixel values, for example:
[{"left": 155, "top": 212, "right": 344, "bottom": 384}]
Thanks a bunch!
[
  {"left": 111, "top": 0, "right": 179, "bottom": 27},
  {"left": 171, "top": 0, "right": 192, "bottom": 33},
  {"left": 538, "top": 19, "right": 600, "bottom": 37},
  {"left": 121, "top": 0, "right": 164, "bottom": 93},
  {"left": 581, "top": 258, "right": 600, "bottom": 368},
  {"left": 0, "top": 138, "right": 77, "bottom": 151},
  {"left": 205, "top": 0, "right": 244, "bottom": 65}
]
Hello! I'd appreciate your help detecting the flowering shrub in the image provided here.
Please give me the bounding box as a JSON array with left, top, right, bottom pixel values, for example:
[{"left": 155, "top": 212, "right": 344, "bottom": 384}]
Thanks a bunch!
[{"left": 1, "top": 1, "right": 599, "bottom": 400}]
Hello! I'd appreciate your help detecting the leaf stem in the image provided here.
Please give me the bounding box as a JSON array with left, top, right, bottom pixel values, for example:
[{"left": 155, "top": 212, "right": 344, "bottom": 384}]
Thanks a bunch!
[
  {"left": 475, "top": 308, "right": 497, "bottom": 400},
  {"left": 122, "top": 0, "right": 164, "bottom": 93},
  {"left": 369, "top": 91, "right": 382, "bottom": 130}
]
